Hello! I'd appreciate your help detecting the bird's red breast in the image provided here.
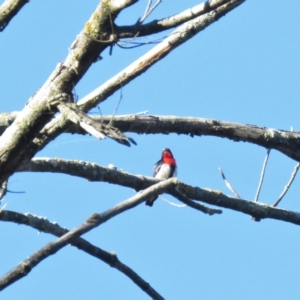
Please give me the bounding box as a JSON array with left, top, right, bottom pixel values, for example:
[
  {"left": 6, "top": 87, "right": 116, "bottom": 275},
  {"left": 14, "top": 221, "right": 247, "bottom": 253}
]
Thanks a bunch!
[
  {"left": 153, "top": 148, "right": 177, "bottom": 178},
  {"left": 162, "top": 149, "right": 176, "bottom": 167}
]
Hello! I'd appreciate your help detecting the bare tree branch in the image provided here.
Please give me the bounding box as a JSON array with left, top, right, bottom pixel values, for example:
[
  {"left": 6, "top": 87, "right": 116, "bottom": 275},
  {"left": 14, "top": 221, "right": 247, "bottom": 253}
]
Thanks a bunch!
[
  {"left": 0, "top": 0, "right": 137, "bottom": 183},
  {"left": 93, "top": 115, "right": 299, "bottom": 162},
  {"left": 273, "top": 162, "right": 300, "bottom": 207},
  {"left": 95, "top": 115, "right": 300, "bottom": 162},
  {"left": 2, "top": 0, "right": 294, "bottom": 297},
  {"left": 3, "top": 114, "right": 300, "bottom": 162},
  {"left": 57, "top": 102, "right": 136, "bottom": 146},
  {"left": 0, "top": 210, "right": 164, "bottom": 299},
  {"left": 78, "top": 0, "right": 244, "bottom": 111},
  {"left": 178, "top": 183, "right": 300, "bottom": 226},
  {"left": 20, "top": 158, "right": 220, "bottom": 215},
  {"left": 137, "top": 0, "right": 161, "bottom": 24},
  {"left": 218, "top": 167, "right": 241, "bottom": 198},
  {"left": 254, "top": 149, "right": 271, "bottom": 202},
  {"left": 0, "top": 0, "right": 29, "bottom": 31},
  {"left": 0, "top": 178, "right": 175, "bottom": 293},
  {"left": 117, "top": 0, "right": 240, "bottom": 38},
  {"left": 19, "top": 158, "right": 300, "bottom": 226},
  {"left": 170, "top": 188, "right": 222, "bottom": 215},
  {"left": 0, "top": 0, "right": 243, "bottom": 185}
]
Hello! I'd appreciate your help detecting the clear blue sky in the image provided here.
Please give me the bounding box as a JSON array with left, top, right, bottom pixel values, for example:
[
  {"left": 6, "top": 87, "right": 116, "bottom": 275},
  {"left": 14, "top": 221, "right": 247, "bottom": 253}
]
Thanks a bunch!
[{"left": 1, "top": 1, "right": 300, "bottom": 299}]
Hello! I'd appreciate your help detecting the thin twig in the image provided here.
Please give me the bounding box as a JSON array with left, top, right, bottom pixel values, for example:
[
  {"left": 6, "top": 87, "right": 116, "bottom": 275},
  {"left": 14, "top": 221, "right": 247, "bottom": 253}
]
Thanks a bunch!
[
  {"left": 218, "top": 167, "right": 241, "bottom": 199},
  {"left": 116, "top": 31, "right": 141, "bottom": 48},
  {"left": 117, "top": 35, "right": 165, "bottom": 49},
  {"left": 273, "top": 162, "right": 300, "bottom": 207},
  {"left": 171, "top": 188, "right": 222, "bottom": 215},
  {"left": 138, "top": 0, "right": 161, "bottom": 24},
  {"left": 160, "top": 195, "right": 187, "bottom": 207},
  {"left": 254, "top": 149, "right": 271, "bottom": 202},
  {"left": 0, "top": 203, "right": 7, "bottom": 212},
  {"left": 108, "top": 82, "right": 123, "bottom": 127}
]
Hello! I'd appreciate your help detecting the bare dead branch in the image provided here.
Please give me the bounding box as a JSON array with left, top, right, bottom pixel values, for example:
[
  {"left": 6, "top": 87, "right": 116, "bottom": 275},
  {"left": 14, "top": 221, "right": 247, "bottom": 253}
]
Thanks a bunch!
[
  {"left": 254, "top": 149, "right": 271, "bottom": 202},
  {"left": 117, "top": 0, "right": 242, "bottom": 38},
  {"left": 93, "top": 115, "right": 300, "bottom": 162},
  {"left": 0, "top": 0, "right": 29, "bottom": 31},
  {"left": 78, "top": 0, "right": 244, "bottom": 112},
  {"left": 170, "top": 188, "right": 222, "bottom": 215},
  {"left": 0, "top": 210, "right": 164, "bottom": 299},
  {"left": 0, "top": 0, "right": 244, "bottom": 186},
  {"left": 3, "top": 114, "right": 300, "bottom": 162},
  {"left": 0, "top": 1, "right": 244, "bottom": 180},
  {"left": 19, "top": 158, "right": 220, "bottom": 215},
  {"left": 218, "top": 167, "right": 241, "bottom": 198},
  {"left": 57, "top": 102, "right": 136, "bottom": 146},
  {"left": 0, "top": 178, "right": 175, "bottom": 293},
  {"left": 19, "top": 158, "right": 300, "bottom": 226},
  {"left": 178, "top": 183, "right": 300, "bottom": 226},
  {"left": 273, "top": 162, "right": 300, "bottom": 207},
  {"left": 0, "top": 0, "right": 137, "bottom": 183}
]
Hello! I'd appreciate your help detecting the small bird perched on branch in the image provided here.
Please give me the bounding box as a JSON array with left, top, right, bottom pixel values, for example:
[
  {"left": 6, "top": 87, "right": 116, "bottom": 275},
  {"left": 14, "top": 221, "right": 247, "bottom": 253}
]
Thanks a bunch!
[{"left": 146, "top": 148, "right": 177, "bottom": 207}]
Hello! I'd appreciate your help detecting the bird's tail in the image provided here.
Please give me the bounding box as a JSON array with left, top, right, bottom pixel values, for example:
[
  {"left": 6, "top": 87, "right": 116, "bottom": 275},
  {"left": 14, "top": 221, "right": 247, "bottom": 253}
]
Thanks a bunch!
[{"left": 145, "top": 196, "right": 158, "bottom": 207}]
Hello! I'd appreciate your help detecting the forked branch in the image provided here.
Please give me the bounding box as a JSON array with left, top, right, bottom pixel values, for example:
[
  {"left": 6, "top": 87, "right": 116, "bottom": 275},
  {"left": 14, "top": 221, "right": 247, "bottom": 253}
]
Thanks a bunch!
[
  {"left": 0, "top": 0, "right": 244, "bottom": 185},
  {"left": 137, "top": 0, "right": 161, "bottom": 24},
  {"left": 118, "top": 0, "right": 242, "bottom": 38},
  {"left": 19, "top": 158, "right": 300, "bottom": 226},
  {"left": 0, "top": 179, "right": 175, "bottom": 295},
  {"left": 57, "top": 102, "right": 136, "bottom": 146},
  {"left": 0, "top": 0, "right": 137, "bottom": 183},
  {"left": 0, "top": 210, "right": 164, "bottom": 299}
]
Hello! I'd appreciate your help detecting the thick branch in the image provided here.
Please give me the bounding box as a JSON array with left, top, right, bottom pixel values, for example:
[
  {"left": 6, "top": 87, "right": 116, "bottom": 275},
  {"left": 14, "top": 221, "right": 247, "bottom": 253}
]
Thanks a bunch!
[
  {"left": 19, "top": 158, "right": 300, "bottom": 226},
  {"left": 0, "top": 179, "right": 175, "bottom": 294},
  {"left": 0, "top": 0, "right": 137, "bottom": 183},
  {"left": 0, "top": 210, "right": 164, "bottom": 299},
  {"left": 20, "top": 158, "right": 220, "bottom": 215},
  {"left": 92, "top": 115, "right": 300, "bottom": 162},
  {"left": 0, "top": 0, "right": 29, "bottom": 31},
  {"left": 4, "top": 114, "right": 300, "bottom": 162},
  {"left": 80, "top": 116, "right": 300, "bottom": 162}
]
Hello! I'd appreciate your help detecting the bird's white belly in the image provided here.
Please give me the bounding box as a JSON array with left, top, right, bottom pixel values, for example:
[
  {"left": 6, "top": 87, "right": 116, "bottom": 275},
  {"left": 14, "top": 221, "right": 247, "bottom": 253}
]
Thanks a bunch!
[{"left": 155, "top": 164, "right": 177, "bottom": 179}]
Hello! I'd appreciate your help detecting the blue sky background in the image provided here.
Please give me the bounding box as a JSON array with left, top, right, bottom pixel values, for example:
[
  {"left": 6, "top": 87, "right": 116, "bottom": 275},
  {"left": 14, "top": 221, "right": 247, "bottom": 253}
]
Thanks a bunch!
[{"left": 1, "top": 1, "right": 300, "bottom": 299}]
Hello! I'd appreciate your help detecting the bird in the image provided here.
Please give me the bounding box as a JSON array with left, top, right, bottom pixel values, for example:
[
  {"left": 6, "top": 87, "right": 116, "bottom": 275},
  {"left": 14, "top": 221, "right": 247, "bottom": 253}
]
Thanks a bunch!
[{"left": 145, "top": 148, "right": 177, "bottom": 207}]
